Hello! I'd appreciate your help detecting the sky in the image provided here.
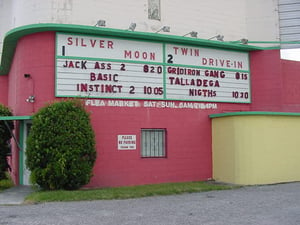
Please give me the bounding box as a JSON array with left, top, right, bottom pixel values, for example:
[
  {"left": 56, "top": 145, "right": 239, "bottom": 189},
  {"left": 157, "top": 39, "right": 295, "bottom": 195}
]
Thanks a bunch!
[{"left": 280, "top": 48, "right": 300, "bottom": 61}]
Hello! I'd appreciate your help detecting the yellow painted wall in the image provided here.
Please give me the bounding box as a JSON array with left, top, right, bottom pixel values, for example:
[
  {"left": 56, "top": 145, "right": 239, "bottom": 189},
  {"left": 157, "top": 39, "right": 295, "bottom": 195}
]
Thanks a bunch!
[{"left": 212, "top": 113, "right": 300, "bottom": 185}]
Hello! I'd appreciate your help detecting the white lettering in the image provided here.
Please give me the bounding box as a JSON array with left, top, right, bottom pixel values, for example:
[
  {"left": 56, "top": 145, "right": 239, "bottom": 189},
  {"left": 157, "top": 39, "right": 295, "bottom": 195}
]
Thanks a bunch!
[{"left": 85, "top": 100, "right": 217, "bottom": 110}]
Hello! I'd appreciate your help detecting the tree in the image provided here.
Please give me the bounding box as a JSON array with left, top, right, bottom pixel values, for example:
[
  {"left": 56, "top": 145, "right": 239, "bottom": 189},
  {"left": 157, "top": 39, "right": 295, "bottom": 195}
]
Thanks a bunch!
[
  {"left": 0, "top": 104, "right": 14, "bottom": 180},
  {"left": 26, "top": 99, "right": 96, "bottom": 190}
]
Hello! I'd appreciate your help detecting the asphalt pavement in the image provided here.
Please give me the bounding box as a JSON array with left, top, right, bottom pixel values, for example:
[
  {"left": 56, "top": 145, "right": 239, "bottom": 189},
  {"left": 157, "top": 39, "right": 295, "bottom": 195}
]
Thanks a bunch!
[{"left": 0, "top": 182, "right": 299, "bottom": 225}]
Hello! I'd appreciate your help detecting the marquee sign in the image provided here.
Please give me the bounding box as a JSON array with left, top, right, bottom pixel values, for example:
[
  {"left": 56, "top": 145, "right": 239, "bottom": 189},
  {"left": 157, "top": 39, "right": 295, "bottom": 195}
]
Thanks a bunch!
[{"left": 56, "top": 33, "right": 250, "bottom": 103}]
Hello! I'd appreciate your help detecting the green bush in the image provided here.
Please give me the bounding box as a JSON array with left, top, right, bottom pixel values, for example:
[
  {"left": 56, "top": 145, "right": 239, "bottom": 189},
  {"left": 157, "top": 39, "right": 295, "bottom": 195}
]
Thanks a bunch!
[
  {"left": 26, "top": 99, "right": 96, "bottom": 190},
  {"left": 0, "top": 104, "right": 14, "bottom": 180}
]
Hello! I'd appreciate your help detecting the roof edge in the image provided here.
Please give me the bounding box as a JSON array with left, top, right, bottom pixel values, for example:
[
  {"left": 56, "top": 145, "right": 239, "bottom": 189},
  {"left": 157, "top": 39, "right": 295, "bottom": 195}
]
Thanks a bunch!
[
  {"left": 0, "top": 23, "right": 269, "bottom": 75},
  {"left": 209, "top": 111, "right": 300, "bottom": 118}
]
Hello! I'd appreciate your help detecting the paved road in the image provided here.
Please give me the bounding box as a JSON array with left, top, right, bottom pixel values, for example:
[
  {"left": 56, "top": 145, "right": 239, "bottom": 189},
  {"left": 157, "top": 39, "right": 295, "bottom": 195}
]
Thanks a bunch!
[{"left": 0, "top": 182, "right": 299, "bottom": 225}]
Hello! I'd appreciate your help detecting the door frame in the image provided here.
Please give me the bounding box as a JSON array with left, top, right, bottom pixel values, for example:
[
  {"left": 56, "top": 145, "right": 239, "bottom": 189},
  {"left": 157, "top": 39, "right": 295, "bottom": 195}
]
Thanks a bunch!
[{"left": 0, "top": 116, "right": 32, "bottom": 185}]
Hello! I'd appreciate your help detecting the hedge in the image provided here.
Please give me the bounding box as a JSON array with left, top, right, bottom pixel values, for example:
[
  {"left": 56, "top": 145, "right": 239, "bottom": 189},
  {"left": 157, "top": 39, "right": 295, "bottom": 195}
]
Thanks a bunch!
[
  {"left": 0, "top": 104, "right": 14, "bottom": 180},
  {"left": 26, "top": 99, "right": 96, "bottom": 190}
]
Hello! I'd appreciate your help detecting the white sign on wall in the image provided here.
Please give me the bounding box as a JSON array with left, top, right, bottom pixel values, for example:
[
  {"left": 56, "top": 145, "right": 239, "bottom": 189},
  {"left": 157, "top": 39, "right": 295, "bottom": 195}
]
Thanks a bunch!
[
  {"left": 56, "top": 33, "right": 251, "bottom": 103},
  {"left": 118, "top": 135, "right": 136, "bottom": 150}
]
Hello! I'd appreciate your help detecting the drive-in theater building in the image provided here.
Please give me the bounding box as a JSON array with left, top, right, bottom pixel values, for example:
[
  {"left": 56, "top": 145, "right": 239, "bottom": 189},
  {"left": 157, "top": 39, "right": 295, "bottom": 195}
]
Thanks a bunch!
[
  {"left": 0, "top": 0, "right": 300, "bottom": 187},
  {"left": 0, "top": 23, "right": 299, "bottom": 187}
]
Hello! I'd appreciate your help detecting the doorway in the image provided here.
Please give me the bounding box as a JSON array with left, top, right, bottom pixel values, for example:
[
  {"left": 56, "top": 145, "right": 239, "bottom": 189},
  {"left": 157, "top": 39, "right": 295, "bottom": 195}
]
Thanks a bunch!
[{"left": 20, "top": 120, "right": 32, "bottom": 185}]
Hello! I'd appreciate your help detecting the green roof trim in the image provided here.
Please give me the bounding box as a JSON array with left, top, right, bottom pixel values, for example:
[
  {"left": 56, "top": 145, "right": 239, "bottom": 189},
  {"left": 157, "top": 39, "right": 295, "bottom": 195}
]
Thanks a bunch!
[
  {"left": 209, "top": 111, "right": 300, "bottom": 118},
  {"left": 0, "top": 115, "right": 32, "bottom": 121},
  {"left": 0, "top": 23, "right": 272, "bottom": 75}
]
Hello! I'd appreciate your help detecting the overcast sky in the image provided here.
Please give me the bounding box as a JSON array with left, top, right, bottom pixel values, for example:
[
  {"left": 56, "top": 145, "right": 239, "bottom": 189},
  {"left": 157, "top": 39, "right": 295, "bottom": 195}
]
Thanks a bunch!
[{"left": 280, "top": 48, "right": 300, "bottom": 61}]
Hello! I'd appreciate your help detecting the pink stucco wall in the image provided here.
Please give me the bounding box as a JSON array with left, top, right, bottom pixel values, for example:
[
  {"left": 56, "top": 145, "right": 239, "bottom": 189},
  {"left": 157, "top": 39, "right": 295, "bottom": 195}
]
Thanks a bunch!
[{"left": 0, "top": 75, "right": 8, "bottom": 105}]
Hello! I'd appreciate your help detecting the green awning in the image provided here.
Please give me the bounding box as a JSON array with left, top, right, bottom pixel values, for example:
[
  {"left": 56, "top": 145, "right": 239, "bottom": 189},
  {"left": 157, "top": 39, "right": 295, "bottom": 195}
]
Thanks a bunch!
[{"left": 0, "top": 116, "right": 32, "bottom": 121}]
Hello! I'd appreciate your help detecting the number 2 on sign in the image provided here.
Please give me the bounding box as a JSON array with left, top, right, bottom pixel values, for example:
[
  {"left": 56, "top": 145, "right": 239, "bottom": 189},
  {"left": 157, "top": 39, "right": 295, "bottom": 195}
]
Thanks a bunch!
[
  {"left": 167, "top": 54, "right": 173, "bottom": 63},
  {"left": 129, "top": 86, "right": 135, "bottom": 94},
  {"left": 120, "top": 64, "right": 126, "bottom": 71}
]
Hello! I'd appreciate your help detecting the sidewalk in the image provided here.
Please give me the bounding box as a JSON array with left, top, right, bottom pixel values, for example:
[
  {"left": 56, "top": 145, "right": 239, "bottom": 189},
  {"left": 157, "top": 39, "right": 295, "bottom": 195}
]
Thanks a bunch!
[{"left": 0, "top": 186, "right": 33, "bottom": 205}]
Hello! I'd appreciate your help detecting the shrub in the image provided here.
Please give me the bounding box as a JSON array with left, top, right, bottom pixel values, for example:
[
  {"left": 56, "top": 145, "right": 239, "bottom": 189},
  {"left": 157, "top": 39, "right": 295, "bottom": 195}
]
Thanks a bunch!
[
  {"left": 0, "top": 104, "right": 14, "bottom": 180},
  {"left": 26, "top": 99, "right": 96, "bottom": 190}
]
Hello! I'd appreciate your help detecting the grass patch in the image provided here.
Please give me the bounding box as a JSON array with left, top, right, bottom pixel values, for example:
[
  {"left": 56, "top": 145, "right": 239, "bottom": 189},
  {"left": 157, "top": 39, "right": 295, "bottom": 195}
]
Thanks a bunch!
[
  {"left": 25, "top": 181, "right": 238, "bottom": 203},
  {"left": 0, "top": 174, "right": 14, "bottom": 192}
]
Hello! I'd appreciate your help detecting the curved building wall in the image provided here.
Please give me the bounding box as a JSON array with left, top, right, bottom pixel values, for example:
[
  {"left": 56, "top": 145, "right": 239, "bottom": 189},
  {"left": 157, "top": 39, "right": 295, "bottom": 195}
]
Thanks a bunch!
[
  {"left": 7, "top": 32, "right": 56, "bottom": 116},
  {"left": 0, "top": 75, "right": 8, "bottom": 104}
]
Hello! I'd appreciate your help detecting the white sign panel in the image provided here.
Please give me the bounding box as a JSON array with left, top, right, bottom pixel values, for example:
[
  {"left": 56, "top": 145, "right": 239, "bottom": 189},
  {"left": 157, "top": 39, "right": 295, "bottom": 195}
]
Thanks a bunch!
[
  {"left": 165, "top": 66, "right": 249, "bottom": 103},
  {"left": 118, "top": 135, "right": 136, "bottom": 150},
  {"left": 56, "top": 33, "right": 163, "bottom": 62},
  {"left": 56, "top": 33, "right": 251, "bottom": 103},
  {"left": 165, "top": 44, "right": 249, "bottom": 70},
  {"left": 56, "top": 59, "right": 163, "bottom": 99}
]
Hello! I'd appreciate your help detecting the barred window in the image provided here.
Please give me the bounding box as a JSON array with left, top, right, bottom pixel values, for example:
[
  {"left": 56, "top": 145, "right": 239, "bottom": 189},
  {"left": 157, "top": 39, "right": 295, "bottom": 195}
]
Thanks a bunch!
[{"left": 141, "top": 129, "right": 166, "bottom": 157}]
